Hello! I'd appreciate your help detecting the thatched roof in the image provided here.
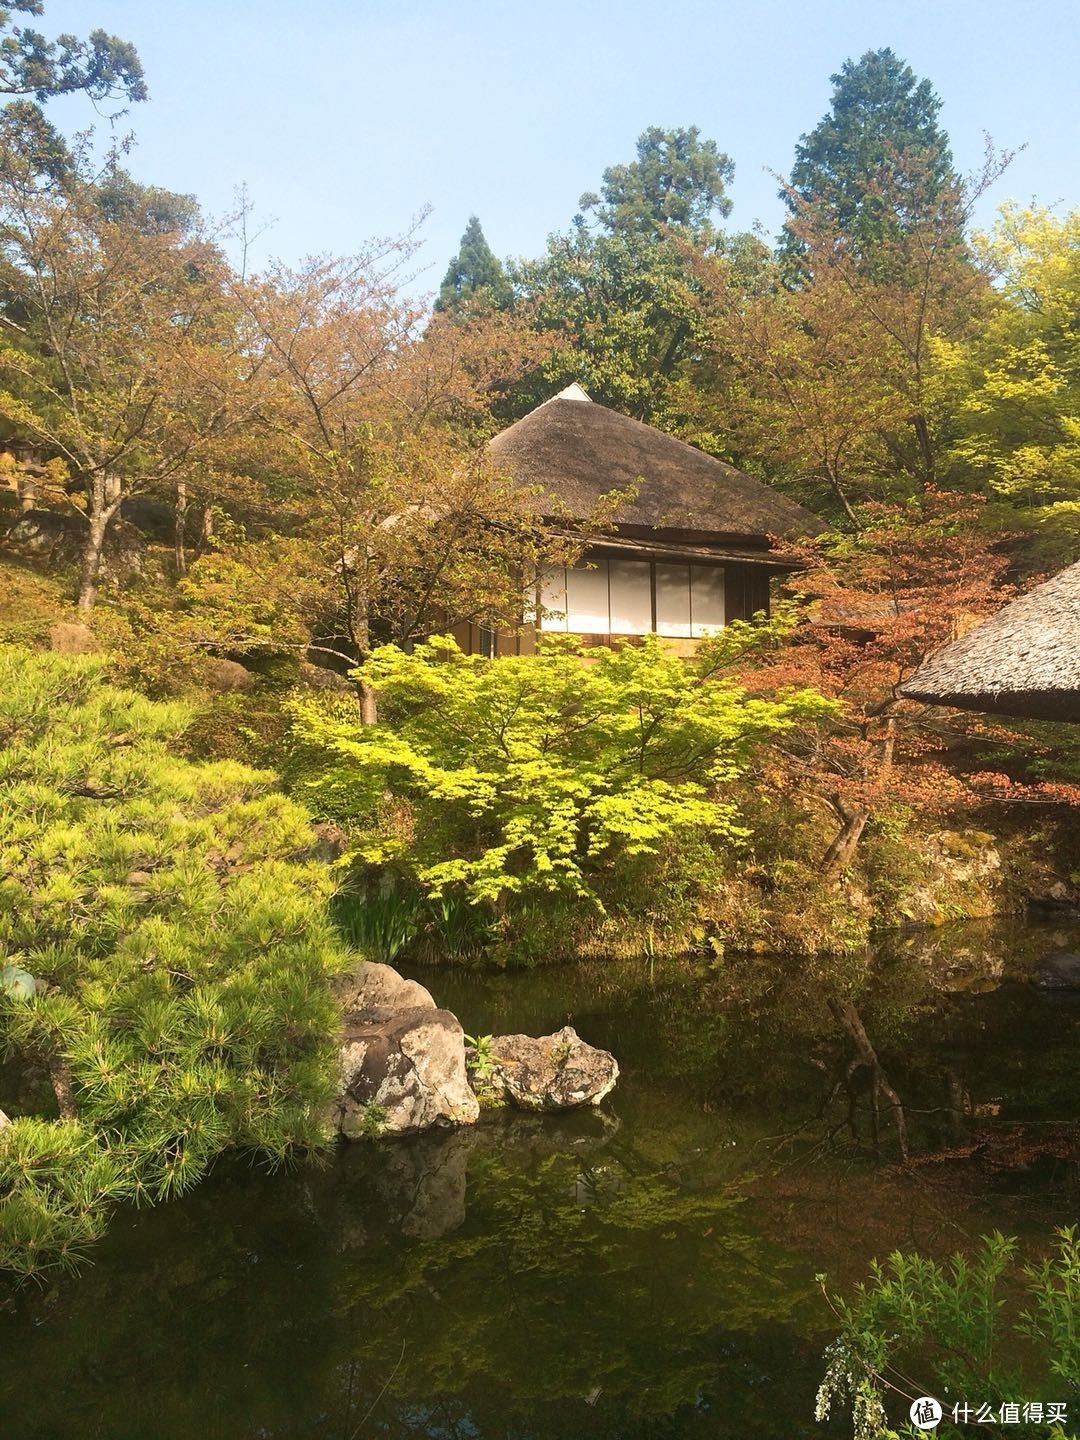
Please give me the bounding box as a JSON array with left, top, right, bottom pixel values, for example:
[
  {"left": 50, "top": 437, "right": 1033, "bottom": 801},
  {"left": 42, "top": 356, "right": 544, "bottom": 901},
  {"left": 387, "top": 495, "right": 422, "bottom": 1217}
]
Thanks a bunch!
[
  {"left": 901, "top": 560, "right": 1080, "bottom": 721},
  {"left": 490, "top": 385, "right": 824, "bottom": 545}
]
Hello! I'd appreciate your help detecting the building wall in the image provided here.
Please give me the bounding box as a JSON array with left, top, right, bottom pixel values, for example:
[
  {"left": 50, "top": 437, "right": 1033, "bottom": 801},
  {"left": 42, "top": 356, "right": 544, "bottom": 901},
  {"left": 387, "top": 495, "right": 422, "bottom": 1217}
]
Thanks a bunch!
[{"left": 451, "top": 561, "right": 776, "bottom": 657}]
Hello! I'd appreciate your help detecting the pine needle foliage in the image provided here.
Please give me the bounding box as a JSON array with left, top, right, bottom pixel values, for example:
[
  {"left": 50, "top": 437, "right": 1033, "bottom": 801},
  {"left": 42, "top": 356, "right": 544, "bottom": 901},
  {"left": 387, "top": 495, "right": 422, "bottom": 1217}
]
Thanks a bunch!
[{"left": 0, "top": 647, "right": 347, "bottom": 1278}]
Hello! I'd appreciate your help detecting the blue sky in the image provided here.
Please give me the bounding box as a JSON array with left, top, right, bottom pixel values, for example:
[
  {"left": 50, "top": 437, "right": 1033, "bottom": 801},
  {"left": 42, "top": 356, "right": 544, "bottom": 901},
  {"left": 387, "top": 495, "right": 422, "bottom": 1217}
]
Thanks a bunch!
[{"left": 40, "top": 0, "right": 1080, "bottom": 298}]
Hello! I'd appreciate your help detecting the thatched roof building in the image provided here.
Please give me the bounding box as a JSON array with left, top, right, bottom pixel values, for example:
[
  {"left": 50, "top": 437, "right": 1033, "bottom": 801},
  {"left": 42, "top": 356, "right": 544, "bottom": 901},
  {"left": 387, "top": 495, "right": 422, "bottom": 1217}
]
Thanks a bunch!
[
  {"left": 462, "top": 384, "right": 824, "bottom": 657},
  {"left": 490, "top": 383, "right": 823, "bottom": 543},
  {"left": 900, "top": 560, "right": 1080, "bottom": 721}
]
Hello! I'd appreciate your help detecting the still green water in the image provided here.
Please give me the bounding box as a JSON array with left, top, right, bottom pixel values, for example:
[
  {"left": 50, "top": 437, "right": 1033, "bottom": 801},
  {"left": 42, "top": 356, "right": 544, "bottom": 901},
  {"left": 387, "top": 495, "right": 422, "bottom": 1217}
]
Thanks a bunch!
[{"left": 2, "top": 920, "right": 1079, "bottom": 1440}]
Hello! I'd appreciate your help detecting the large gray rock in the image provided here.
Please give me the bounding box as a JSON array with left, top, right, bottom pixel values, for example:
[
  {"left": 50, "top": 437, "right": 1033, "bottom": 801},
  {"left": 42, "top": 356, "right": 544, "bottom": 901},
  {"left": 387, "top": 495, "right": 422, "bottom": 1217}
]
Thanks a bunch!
[
  {"left": 6, "top": 511, "right": 155, "bottom": 586},
  {"left": 5, "top": 509, "right": 82, "bottom": 561},
  {"left": 1035, "top": 951, "right": 1080, "bottom": 989},
  {"left": 484, "top": 1025, "right": 619, "bottom": 1112},
  {"left": 334, "top": 959, "right": 435, "bottom": 1014},
  {"left": 336, "top": 1006, "right": 479, "bottom": 1138}
]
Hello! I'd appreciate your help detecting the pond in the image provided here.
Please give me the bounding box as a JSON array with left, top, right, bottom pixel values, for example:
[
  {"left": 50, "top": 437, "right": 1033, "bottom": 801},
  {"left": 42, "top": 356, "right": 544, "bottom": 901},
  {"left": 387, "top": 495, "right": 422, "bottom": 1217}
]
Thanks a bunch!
[{"left": 2, "top": 918, "right": 1079, "bottom": 1440}]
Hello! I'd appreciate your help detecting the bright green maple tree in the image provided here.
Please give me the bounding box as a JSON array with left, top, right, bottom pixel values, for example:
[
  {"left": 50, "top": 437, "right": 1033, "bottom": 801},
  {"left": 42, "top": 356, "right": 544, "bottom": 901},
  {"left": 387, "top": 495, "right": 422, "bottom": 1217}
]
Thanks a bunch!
[
  {"left": 291, "top": 630, "right": 835, "bottom": 912},
  {"left": 0, "top": 647, "right": 348, "bottom": 1277}
]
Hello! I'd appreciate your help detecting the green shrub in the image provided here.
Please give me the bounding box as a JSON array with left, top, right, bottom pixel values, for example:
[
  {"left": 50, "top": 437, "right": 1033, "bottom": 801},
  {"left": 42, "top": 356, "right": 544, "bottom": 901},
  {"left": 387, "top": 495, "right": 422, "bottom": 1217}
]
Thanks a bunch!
[
  {"left": 816, "top": 1228, "right": 1080, "bottom": 1438},
  {"left": 0, "top": 646, "right": 348, "bottom": 1277},
  {"left": 291, "top": 633, "right": 834, "bottom": 953}
]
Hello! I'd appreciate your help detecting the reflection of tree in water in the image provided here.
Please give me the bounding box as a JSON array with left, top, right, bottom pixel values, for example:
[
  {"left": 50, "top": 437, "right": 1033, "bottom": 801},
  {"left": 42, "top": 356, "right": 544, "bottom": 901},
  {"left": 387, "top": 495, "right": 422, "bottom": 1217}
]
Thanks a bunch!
[
  {"left": 825, "top": 997, "right": 910, "bottom": 1161},
  {"left": 0, "top": 1114, "right": 827, "bottom": 1440},
  {"left": 664, "top": 919, "right": 1080, "bottom": 1177},
  {"left": 4, "top": 918, "right": 1078, "bottom": 1439}
]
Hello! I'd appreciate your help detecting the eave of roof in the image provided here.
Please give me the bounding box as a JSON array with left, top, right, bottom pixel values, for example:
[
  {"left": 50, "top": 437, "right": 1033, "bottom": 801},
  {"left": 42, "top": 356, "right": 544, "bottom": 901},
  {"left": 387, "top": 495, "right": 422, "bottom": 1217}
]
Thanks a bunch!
[{"left": 570, "top": 533, "right": 807, "bottom": 569}]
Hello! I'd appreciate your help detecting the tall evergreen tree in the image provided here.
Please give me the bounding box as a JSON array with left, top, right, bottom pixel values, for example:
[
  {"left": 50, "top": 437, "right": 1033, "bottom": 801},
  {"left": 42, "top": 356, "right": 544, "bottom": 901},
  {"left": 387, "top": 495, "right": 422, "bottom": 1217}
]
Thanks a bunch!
[
  {"left": 505, "top": 125, "right": 741, "bottom": 426},
  {"left": 780, "top": 48, "right": 961, "bottom": 262},
  {"left": 436, "top": 215, "right": 511, "bottom": 313},
  {"left": 579, "top": 125, "right": 734, "bottom": 241}
]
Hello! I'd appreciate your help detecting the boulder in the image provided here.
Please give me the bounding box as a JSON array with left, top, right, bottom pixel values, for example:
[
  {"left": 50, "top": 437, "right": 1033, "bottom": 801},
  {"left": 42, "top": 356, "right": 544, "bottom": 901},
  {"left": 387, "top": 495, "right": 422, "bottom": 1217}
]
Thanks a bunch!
[
  {"left": 312, "top": 821, "right": 349, "bottom": 861},
  {"left": 1035, "top": 950, "right": 1080, "bottom": 990},
  {"left": 1029, "top": 883, "right": 1080, "bottom": 916},
  {"left": 334, "top": 959, "right": 435, "bottom": 1014},
  {"left": 483, "top": 1025, "right": 619, "bottom": 1112},
  {"left": 4, "top": 509, "right": 82, "bottom": 561},
  {"left": 6, "top": 511, "right": 155, "bottom": 586},
  {"left": 299, "top": 661, "right": 355, "bottom": 694},
  {"left": 0, "top": 1108, "right": 10, "bottom": 1134},
  {"left": 200, "top": 657, "right": 255, "bottom": 692},
  {"left": 336, "top": 1005, "right": 479, "bottom": 1138},
  {"left": 48, "top": 620, "right": 97, "bottom": 655}
]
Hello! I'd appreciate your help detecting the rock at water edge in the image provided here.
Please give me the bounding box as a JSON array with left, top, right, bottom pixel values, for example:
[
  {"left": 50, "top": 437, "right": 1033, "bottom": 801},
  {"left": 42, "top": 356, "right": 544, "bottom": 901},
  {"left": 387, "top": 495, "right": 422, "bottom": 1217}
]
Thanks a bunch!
[
  {"left": 484, "top": 1025, "right": 618, "bottom": 1112},
  {"left": 337, "top": 1006, "right": 480, "bottom": 1138}
]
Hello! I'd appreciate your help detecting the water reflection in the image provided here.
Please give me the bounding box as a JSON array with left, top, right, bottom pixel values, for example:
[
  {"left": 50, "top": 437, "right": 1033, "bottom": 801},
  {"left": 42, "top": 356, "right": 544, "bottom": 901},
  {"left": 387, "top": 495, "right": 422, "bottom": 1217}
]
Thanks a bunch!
[{"left": 2, "top": 918, "right": 1079, "bottom": 1440}]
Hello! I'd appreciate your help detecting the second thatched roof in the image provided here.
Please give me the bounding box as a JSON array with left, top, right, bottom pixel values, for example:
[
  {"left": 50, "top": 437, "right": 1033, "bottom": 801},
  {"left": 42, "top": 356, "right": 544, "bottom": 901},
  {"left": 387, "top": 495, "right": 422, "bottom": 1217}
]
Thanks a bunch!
[{"left": 900, "top": 560, "right": 1080, "bottom": 722}]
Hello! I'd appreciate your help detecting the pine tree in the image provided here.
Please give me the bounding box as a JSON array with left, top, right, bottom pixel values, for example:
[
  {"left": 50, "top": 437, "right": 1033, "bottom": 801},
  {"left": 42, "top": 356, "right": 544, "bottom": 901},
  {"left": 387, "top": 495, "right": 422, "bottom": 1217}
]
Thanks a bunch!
[
  {"left": 780, "top": 48, "right": 961, "bottom": 263},
  {"left": 0, "top": 648, "right": 348, "bottom": 1277},
  {"left": 579, "top": 125, "right": 734, "bottom": 241},
  {"left": 436, "top": 215, "right": 511, "bottom": 313}
]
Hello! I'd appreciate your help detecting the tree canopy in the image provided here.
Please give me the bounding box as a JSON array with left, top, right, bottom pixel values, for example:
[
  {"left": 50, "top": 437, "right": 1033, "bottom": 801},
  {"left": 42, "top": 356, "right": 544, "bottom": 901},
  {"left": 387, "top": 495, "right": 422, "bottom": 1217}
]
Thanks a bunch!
[
  {"left": 0, "top": 647, "right": 346, "bottom": 1277},
  {"left": 579, "top": 124, "right": 734, "bottom": 240},
  {"left": 0, "top": 2, "right": 145, "bottom": 107},
  {"left": 436, "top": 215, "right": 511, "bottom": 313},
  {"left": 781, "top": 48, "right": 960, "bottom": 263}
]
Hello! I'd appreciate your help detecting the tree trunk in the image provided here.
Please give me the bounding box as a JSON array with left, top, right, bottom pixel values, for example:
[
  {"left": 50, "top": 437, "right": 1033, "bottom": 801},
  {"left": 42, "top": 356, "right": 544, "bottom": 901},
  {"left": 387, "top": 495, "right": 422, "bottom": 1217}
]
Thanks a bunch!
[
  {"left": 821, "top": 805, "right": 869, "bottom": 878},
  {"left": 47, "top": 1056, "right": 78, "bottom": 1122},
  {"left": 359, "top": 681, "right": 379, "bottom": 726},
  {"left": 912, "top": 411, "right": 936, "bottom": 486},
  {"left": 347, "top": 569, "right": 378, "bottom": 725},
  {"left": 78, "top": 472, "right": 128, "bottom": 613},
  {"left": 824, "top": 465, "right": 863, "bottom": 530},
  {"left": 175, "top": 479, "right": 189, "bottom": 577},
  {"left": 77, "top": 507, "right": 110, "bottom": 613},
  {"left": 819, "top": 720, "right": 896, "bottom": 878}
]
